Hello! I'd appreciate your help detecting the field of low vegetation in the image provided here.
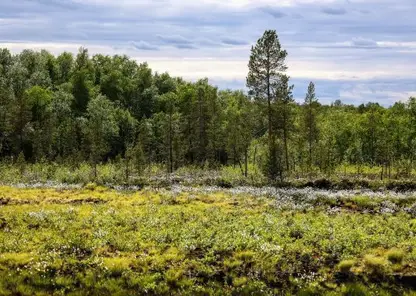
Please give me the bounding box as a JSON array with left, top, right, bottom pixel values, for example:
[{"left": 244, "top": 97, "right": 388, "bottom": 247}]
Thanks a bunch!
[{"left": 0, "top": 184, "right": 415, "bottom": 295}]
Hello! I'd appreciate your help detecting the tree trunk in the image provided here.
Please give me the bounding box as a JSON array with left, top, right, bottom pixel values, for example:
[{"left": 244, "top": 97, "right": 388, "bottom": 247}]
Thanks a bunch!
[
  {"left": 125, "top": 157, "right": 130, "bottom": 183},
  {"left": 381, "top": 165, "right": 383, "bottom": 181},
  {"left": 266, "top": 52, "right": 275, "bottom": 179},
  {"left": 238, "top": 159, "right": 244, "bottom": 176},
  {"left": 308, "top": 103, "right": 312, "bottom": 174},
  {"left": 169, "top": 110, "right": 173, "bottom": 174},
  {"left": 244, "top": 148, "right": 248, "bottom": 177},
  {"left": 198, "top": 88, "right": 205, "bottom": 166},
  {"left": 283, "top": 125, "right": 289, "bottom": 172}
]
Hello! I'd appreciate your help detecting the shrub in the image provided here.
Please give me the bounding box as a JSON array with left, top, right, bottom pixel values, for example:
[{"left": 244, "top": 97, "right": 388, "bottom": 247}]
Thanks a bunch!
[
  {"left": 350, "top": 196, "right": 378, "bottom": 210},
  {"left": 165, "top": 268, "right": 184, "bottom": 287},
  {"left": 313, "top": 178, "right": 333, "bottom": 189},
  {"left": 103, "top": 257, "right": 132, "bottom": 277},
  {"left": 338, "top": 259, "right": 356, "bottom": 273},
  {"left": 232, "top": 276, "right": 248, "bottom": 287},
  {"left": 386, "top": 181, "right": 416, "bottom": 192},
  {"left": 216, "top": 178, "right": 233, "bottom": 188},
  {"left": 363, "top": 255, "right": 387, "bottom": 276},
  {"left": 235, "top": 250, "right": 256, "bottom": 262},
  {"left": 342, "top": 283, "right": 369, "bottom": 296},
  {"left": 337, "top": 179, "right": 355, "bottom": 190},
  {"left": 84, "top": 182, "right": 98, "bottom": 190},
  {"left": 386, "top": 248, "right": 404, "bottom": 264}
]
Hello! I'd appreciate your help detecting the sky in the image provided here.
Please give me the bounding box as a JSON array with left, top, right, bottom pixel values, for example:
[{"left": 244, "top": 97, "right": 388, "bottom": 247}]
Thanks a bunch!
[{"left": 0, "top": 0, "right": 415, "bottom": 105}]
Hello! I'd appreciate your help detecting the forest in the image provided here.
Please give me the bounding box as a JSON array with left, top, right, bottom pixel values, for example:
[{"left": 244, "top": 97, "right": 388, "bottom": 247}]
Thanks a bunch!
[{"left": 0, "top": 30, "right": 415, "bottom": 184}]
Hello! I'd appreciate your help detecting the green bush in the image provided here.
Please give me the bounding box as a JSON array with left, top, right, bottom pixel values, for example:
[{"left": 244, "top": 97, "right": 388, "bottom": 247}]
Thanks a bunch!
[
  {"left": 386, "top": 248, "right": 404, "bottom": 264},
  {"left": 342, "top": 283, "right": 370, "bottom": 296},
  {"left": 363, "top": 255, "right": 388, "bottom": 276},
  {"left": 338, "top": 259, "right": 356, "bottom": 273}
]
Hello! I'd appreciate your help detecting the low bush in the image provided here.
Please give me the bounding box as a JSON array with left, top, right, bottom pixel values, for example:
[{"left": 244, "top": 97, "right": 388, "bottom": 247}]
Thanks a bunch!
[
  {"left": 386, "top": 248, "right": 404, "bottom": 264},
  {"left": 342, "top": 283, "right": 370, "bottom": 296},
  {"left": 338, "top": 259, "right": 356, "bottom": 273},
  {"left": 363, "top": 255, "right": 388, "bottom": 276}
]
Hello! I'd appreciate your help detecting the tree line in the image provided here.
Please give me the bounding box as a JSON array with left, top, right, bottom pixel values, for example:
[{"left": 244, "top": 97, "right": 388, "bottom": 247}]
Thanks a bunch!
[{"left": 0, "top": 30, "right": 415, "bottom": 180}]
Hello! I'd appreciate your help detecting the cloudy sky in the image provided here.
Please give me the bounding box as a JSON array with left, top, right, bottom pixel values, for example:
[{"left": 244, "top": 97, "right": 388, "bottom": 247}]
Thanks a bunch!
[{"left": 1, "top": 0, "right": 415, "bottom": 105}]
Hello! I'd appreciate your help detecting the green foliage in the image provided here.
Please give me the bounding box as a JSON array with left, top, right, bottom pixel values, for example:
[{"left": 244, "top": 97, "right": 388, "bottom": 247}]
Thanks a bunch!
[
  {"left": 363, "top": 255, "right": 388, "bottom": 276},
  {"left": 0, "top": 186, "right": 413, "bottom": 294},
  {"left": 342, "top": 283, "right": 370, "bottom": 296},
  {"left": 16, "top": 152, "right": 25, "bottom": 176},
  {"left": 338, "top": 259, "right": 356, "bottom": 273},
  {"left": 386, "top": 248, "right": 404, "bottom": 264}
]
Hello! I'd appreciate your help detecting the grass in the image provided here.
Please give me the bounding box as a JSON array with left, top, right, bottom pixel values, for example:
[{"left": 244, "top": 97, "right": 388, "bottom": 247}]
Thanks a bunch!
[
  {"left": 4, "top": 161, "right": 416, "bottom": 191},
  {"left": 363, "top": 255, "right": 389, "bottom": 276},
  {"left": 386, "top": 248, "right": 405, "bottom": 264},
  {"left": 338, "top": 259, "right": 356, "bottom": 273},
  {"left": 0, "top": 185, "right": 414, "bottom": 295}
]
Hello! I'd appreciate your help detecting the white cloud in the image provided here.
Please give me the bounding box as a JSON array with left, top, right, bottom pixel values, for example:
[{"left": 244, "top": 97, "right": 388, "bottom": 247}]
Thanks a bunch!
[
  {"left": 2, "top": 41, "right": 416, "bottom": 84},
  {"left": 339, "top": 86, "right": 416, "bottom": 104}
]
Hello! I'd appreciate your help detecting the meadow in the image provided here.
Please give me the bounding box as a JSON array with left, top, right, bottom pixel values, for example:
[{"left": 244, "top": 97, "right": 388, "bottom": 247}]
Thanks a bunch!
[{"left": 0, "top": 183, "right": 415, "bottom": 295}]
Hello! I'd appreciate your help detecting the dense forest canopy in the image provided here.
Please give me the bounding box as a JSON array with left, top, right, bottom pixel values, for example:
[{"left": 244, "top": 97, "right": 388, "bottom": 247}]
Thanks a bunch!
[{"left": 0, "top": 30, "right": 415, "bottom": 180}]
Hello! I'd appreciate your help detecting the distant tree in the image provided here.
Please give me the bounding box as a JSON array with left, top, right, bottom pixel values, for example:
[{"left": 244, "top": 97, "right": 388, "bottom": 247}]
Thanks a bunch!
[
  {"left": 0, "top": 78, "right": 13, "bottom": 156},
  {"left": 0, "top": 48, "right": 12, "bottom": 77},
  {"left": 154, "top": 72, "right": 176, "bottom": 95},
  {"left": 24, "top": 86, "right": 53, "bottom": 160},
  {"left": 41, "top": 50, "right": 58, "bottom": 87},
  {"left": 72, "top": 48, "right": 95, "bottom": 115},
  {"left": 159, "top": 92, "right": 178, "bottom": 173},
  {"left": 9, "top": 62, "right": 31, "bottom": 156},
  {"left": 50, "top": 89, "right": 76, "bottom": 159},
  {"left": 247, "top": 30, "right": 288, "bottom": 180},
  {"left": 85, "top": 94, "right": 119, "bottom": 178},
  {"left": 71, "top": 70, "right": 92, "bottom": 115},
  {"left": 274, "top": 75, "right": 294, "bottom": 173},
  {"left": 303, "top": 82, "right": 319, "bottom": 174},
  {"left": 223, "top": 90, "right": 254, "bottom": 177},
  {"left": 56, "top": 52, "right": 74, "bottom": 85}
]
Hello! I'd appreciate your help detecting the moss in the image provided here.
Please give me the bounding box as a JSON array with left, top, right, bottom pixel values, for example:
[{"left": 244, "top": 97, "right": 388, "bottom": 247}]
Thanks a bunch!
[
  {"left": 386, "top": 248, "right": 404, "bottom": 264},
  {"left": 342, "top": 283, "right": 370, "bottom": 296},
  {"left": 0, "top": 253, "right": 34, "bottom": 267},
  {"left": 84, "top": 182, "right": 98, "bottom": 191},
  {"left": 363, "top": 255, "right": 388, "bottom": 276},
  {"left": 165, "top": 268, "right": 184, "bottom": 287},
  {"left": 232, "top": 276, "right": 248, "bottom": 287},
  {"left": 349, "top": 196, "right": 378, "bottom": 210},
  {"left": 223, "top": 259, "right": 243, "bottom": 269},
  {"left": 234, "top": 250, "right": 256, "bottom": 262},
  {"left": 103, "top": 257, "right": 133, "bottom": 276},
  {"left": 338, "top": 259, "right": 356, "bottom": 273}
]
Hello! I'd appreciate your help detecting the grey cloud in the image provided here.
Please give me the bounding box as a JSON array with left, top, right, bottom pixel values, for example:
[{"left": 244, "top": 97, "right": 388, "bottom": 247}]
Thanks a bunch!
[
  {"left": 157, "top": 35, "right": 193, "bottom": 45},
  {"left": 351, "top": 37, "right": 378, "bottom": 48},
  {"left": 221, "top": 38, "right": 248, "bottom": 46},
  {"left": 174, "top": 44, "right": 197, "bottom": 49},
  {"left": 260, "top": 7, "right": 286, "bottom": 18},
  {"left": 321, "top": 7, "right": 347, "bottom": 15},
  {"left": 131, "top": 41, "right": 159, "bottom": 51},
  {"left": 27, "top": 0, "right": 80, "bottom": 10}
]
